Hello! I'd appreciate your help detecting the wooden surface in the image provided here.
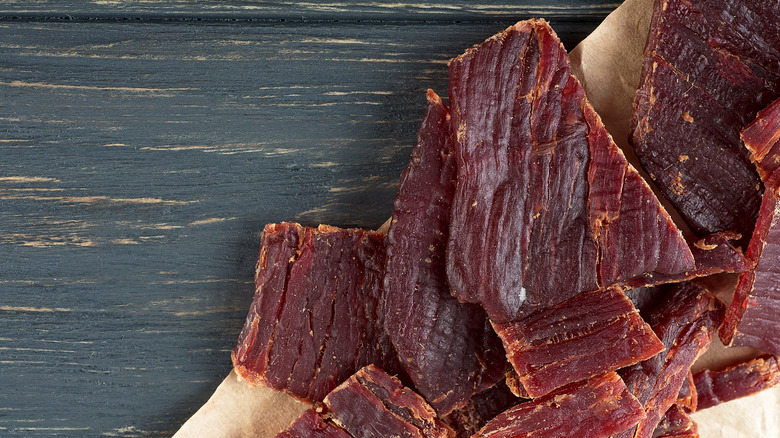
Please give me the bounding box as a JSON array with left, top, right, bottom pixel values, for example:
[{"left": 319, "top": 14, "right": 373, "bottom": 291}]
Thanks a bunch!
[{"left": 0, "top": 2, "right": 613, "bottom": 436}]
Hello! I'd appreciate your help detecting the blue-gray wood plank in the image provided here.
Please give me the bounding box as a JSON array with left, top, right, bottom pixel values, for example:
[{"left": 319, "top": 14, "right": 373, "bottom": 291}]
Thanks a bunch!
[{"left": 0, "top": 2, "right": 614, "bottom": 436}]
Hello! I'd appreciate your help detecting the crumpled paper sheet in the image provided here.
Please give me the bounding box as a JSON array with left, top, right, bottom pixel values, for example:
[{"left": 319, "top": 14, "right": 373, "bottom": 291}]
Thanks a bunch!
[{"left": 173, "top": 0, "right": 779, "bottom": 436}]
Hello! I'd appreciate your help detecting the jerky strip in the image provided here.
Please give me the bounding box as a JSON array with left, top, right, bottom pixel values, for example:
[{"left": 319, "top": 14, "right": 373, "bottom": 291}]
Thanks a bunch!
[
  {"left": 631, "top": 0, "right": 779, "bottom": 241},
  {"left": 475, "top": 372, "right": 644, "bottom": 438},
  {"left": 232, "top": 223, "right": 405, "bottom": 403},
  {"left": 384, "top": 89, "right": 505, "bottom": 415},
  {"left": 275, "top": 409, "right": 352, "bottom": 438},
  {"left": 692, "top": 354, "right": 780, "bottom": 411},
  {"left": 617, "top": 282, "right": 724, "bottom": 438},
  {"left": 323, "top": 365, "right": 452, "bottom": 438},
  {"left": 493, "top": 287, "right": 663, "bottom": 398},
  {"left": 651, "top": 405, "right": 698, "bottom": 438},
  {"left": 742, "top": 97, "right": 780, "bottom": 183},
  {"left": 446, "top": 18, "right": 693, "bottom": 323},
  {"left": 720, "top": 174, "right": 780, "bottom": 355}
]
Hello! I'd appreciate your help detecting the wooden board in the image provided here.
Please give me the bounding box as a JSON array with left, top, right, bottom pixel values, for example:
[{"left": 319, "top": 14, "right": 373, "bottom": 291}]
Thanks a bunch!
[{"left": 0, "top": 3, "right": 609, "bottom": 437}]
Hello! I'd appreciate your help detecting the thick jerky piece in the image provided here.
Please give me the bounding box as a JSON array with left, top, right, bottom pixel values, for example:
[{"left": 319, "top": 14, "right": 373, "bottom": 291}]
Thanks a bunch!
[
  {"left": 493, "top": 287, "right": 663, "bottom": 397},
  {"left": 651, "top": 405, "right": 698, "bottom": 438},
  {"left": 720, "top": 174, "right": 780, "bottom": 355},
  {"left": 475, "top": 372, "right": 644, "bottom": 438},
  {"left": 275, "top": 409, "right": 352, "bottom": 438},
  {"left": 631, "top": 0, "right": 780, "bottom": 241},
  {"left": 442, "top": 380, "right": 524, "bottom": 438},
  {"left": 323, "top": 365, "right": 452, "bottom": 438},
  {"left": 232, "top": 223, "right": 405, "bottom": 403},
  {"left": 742, "top": 97, "right": 780, "bottom": 182},
  {"left": 446, "top": 19, "right": 693, "bottom": 322},
  {"left": 616, "top": 282, "right": 724, "bottom": 438},
  {"left": 692, "top": 354, "right": 780, "bottom": 411},
  {"left": 383, "top": 89, "right": 505, "bottom": 415},
  {"left": 688, "top": 232, "right": 749, "bottom": 276}
]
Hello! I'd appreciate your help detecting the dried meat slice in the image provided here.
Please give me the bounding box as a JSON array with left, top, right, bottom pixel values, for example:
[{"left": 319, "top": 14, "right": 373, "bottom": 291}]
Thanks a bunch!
[
  {"left": 323, "top": 365, "right": 453, "bottom": 438},
  {"left": 692, "top": 354, "right": 780, "bottom": 411},
  {"left": 232, "top": 223, "right": 405, "bottom": 403},
  {"left": 686, "top": 232, "right": 749, "bottom": 277},
  {"left": 742, "top": 97, "right": 780, "bottom": 183},
  {"left": 446, "top": 18, "right": 693, "bottom": 323},
  {"left": 275, "top": 409, "right": 352, "bottom": 438},
  {"left": 493, "top": 287, "right": 664, "bottom": 397},
  {"left": 630, "top": 0, "right": 780, "bottom": 241},
  {"left": 616, "top": 282, "right": 724, "bottom": 438},
  {"left": 651, "top": 405, "right": 698, "bottom": 438},
  {"left": 383, "top": 89, "right": 505, "bottom": 415},
  {"left": 720, "top": 174, "right": 780, "bottom": 355},
  {"left": 441, "top": 380, "right": 524, "bottom": 438},
  {"left": 475, "top": 372, "right": 645, "bottom": 438}
]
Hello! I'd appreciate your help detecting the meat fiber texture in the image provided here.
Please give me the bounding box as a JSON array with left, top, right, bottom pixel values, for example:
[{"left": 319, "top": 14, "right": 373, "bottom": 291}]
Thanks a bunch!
[
  {"left": 275, "top": 409, "right": 351, "bottom": 438},
  {"left": 493, "top": 287, "right": 664, "bottom": 398},
  {"left": 687, "top": 232, "right": 749, "bottom": 276},
  {"left": 692, "top": 354, "right": 780, "bottom": 411},
  {"left": 383, "top": 89, "right": 506, "bottom": 416},
  {"left": 651, "top": 405, "right": 698, "bottom": 438},
  {"left": 475, "top": 372, "right": 645, "bottom": 438},
  {"left": 441, "top": 381, "right": 523, "bottom": 438},
  {"left": 445, "top": 18, "right": 694, "bottom": 324},
  {"left": 630, "top": 0, "right": 780, "bottom": 242},
  {"left": 720, "top": 174, "right": 780, "bottom": 355},
  {"left": 742, "top": 97, "right": 780, "bottom": 182},
  {"left": 616, "top": 282, "right": 725, "bottom": 438},
  {"left": 231, "top": 223, "right": 405, "bottom": 403},
  {"left": 323, "top": 365, "right": 453, "bottom": 438}
]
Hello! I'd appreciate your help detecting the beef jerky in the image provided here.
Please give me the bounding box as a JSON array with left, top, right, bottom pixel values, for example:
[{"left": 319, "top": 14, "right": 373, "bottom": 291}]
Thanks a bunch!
[
  {"left": 493, "top": 287, "right": 664, "bottom": 398},
  {"left": 232, "top": 223, "right": 405, "bottom": 403},
  {"left": 675, "top": 370, "right": 697, "bottom": 413},
  {"left": 616, "top": 282, "right": 724, "bottom": 438},
  {"left": 275, "top": 409, "right": 352, "bottom": 438},
  {"left": 720, "top": 174, "right": 780, "bottom": 355},
  {"left": 687, "top": 232, "right": 749, "bottom": 276},
  {"left": 442, "top": 380, "right": 524, "bottom": 438},
  {"left": 630, "top": 0, "right": 780, "bottom": 241},
  {"left": 651, "top": 405, "right": 698, "bottom": 438},
  {"left": 383, "top": 89, "right": 505, "bottom": 415},
  {"left": 692, "top": 354, "right": 780, "bottom": 411},
  {"left": 446, "top": 18, "right": 693, "bottom": 323},
  {"left": 475, "top": 372, "right": 645, "bottom": 438},
  {"left": 323, "top": 365, "right": 453, "bottom": 438},
  {"left": 742, "top": 97, "right": 780, "bottom": 183}
]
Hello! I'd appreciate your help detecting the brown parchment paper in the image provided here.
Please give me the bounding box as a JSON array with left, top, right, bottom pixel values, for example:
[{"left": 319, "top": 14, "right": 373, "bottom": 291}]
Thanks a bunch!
[{"left": 174, "top": 0, "right": 779, "bottom": 436}]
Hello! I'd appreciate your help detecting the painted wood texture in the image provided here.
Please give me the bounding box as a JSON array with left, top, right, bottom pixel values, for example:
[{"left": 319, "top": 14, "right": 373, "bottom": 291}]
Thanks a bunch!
[{"left": 0, "top": 3, "right": 612, "bottom": 437}]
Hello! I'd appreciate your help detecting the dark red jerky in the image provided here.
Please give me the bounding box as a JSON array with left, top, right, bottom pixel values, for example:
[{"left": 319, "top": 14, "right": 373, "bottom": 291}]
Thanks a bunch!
[
  {"left": 446, "top": 18, "right": 693, "bottom": 323},
  {"left": 475, "top": 372, "right": 644, "bottom": 438},
  {"left": 720, "top": 175, "right": 780, "bottom": 355},
  {"left": 630, "top": 0, "right": 780, "bottom": 241},
  {"left": 742, "top": 97, "right": 780, "bottom": 183},
  {"left": 675, "top": 370, "right": 697, "bottom": 413},
  {"left": 275, "top": 409, "right": 352, "bottom": 438},
  {"left": 616, "top": 282, "right": 724, "bottom": 438},
  {"left": 493, "top": 287, "right": 663, "bottom": 398},
  {"left": 323, "top": 365, "right": 453, "bottom": 438},
  {"left": 651, "top": 405, "right": 698, "bottom": 438},
  {"left": 383, "top": 89, "right": 505, "bottom": 415},
  {"left": 692, "top": 354, "right": 780, "bottom": 411},
  {"left": 688, "top": 232, "right": 749, "bottom": 276},
  {"left": 441, "top": 380, "right": 524, "bottom": 438},
  {"left": 232, "top": 223, "right": 405, "bottom": 403}
]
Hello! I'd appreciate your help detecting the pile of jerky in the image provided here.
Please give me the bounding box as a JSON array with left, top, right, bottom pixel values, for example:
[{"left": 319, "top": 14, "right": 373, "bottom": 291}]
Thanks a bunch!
[{"left": 233, "top": 1, "right": 780, "bottom": 437}]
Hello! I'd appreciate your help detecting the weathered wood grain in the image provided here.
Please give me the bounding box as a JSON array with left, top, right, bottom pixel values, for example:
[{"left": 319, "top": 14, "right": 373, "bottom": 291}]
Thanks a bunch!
[{"left": 0, "top": 4, "right": 611, "bottom": 437}]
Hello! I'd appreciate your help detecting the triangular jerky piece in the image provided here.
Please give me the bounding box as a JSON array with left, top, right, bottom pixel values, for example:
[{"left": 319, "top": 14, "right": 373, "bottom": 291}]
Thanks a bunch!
[
  {"left": 720, "top": 172, "right": 780, "bottom": 355},
  {"left": 232, "top": 223, "right": 405, "bottom": 403},
  {"left": 742, "top": 97, "right": 780, "bottom": 183},
  {"left": 384, "top": 90, "right": 506, "bottom": 416},
  {"left": 475, "top": 372, "right": 645, "bottom": 438},
  {"left": 446, "top": 18, "right": 693, "bottom": 323},
  {"left": 630, "top": 0, "right": 780, "bottom": 241},
  {"left": 323, "top": 365, "right": 453, "bottom": 438},
  {"left": 493, "top": 287, "right": 663, "bottom": 398},
  {"left": 617, "top": 282, "right": 724, "bottom": 438}
]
